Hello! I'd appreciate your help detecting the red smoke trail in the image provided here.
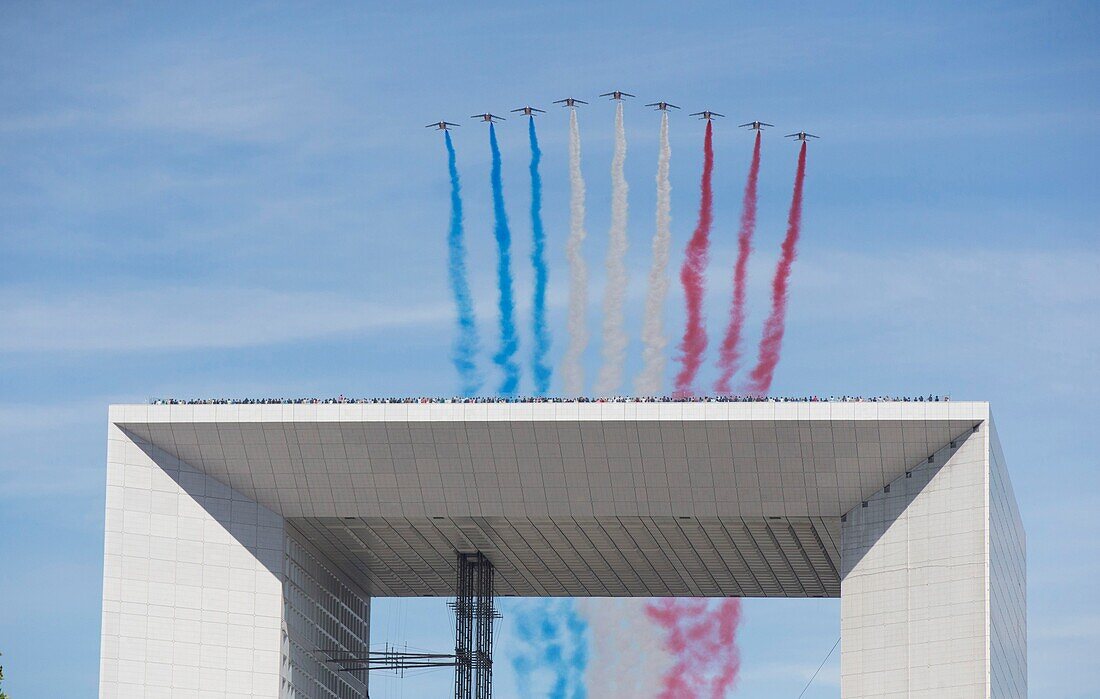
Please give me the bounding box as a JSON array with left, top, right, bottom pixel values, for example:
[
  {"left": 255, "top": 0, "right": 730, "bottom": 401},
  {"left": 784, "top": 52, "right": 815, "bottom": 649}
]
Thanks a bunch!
[
  {"left": 715, "top": 131, "right": 762, "bottom": 394},
  {"left": 674, "top": 120, "right": 715, "bottom": 397},
  {"left": 645, "top": 598, "right": 743, "bottom": 699},
  {"left": 745, "top": 141, "right": 808, "bottom": 396}
]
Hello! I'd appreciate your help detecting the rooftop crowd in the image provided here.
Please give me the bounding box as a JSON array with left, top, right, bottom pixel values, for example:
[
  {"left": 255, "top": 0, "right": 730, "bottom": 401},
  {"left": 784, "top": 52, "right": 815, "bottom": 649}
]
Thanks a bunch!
[{"left": 151, "top": 394, "right": 951, "bottom": 405}]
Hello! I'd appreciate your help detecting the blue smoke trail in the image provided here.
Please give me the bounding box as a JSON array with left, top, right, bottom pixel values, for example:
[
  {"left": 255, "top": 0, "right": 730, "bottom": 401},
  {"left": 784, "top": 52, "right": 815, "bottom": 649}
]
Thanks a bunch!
[
  {"left": 565, "top": 602, "right": 588, "bottom": 699},
  {"left": 528, "top": 117, "right": 552, "bottom": 395},
  {"left": 444, "top": 131, "right": 482, "bottom": 396},
  {"left": 489, "top": 123, "right": 520, "bottom": 394},
  {"left": 509, "top": 599, "right": 588, "bottom": 699}
]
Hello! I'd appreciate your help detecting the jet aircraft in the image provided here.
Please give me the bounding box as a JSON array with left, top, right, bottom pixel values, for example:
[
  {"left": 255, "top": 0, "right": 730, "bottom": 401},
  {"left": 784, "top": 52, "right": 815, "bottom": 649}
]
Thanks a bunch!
[
  {"left": 691, "top": 110, "right": 725, "bottom": 120},
  {"left": 470, "top": 113, "right": 505, "bottom": 123},
  {"left": 425, "top": 121, "right": 460, "bottom": 131},
  {"left": 600, "top": 90, "right": 635, "bottom": 100},
  {"left": 645, "top": 101, "right": 681, "bottom": 111},
  {"left": 553, "top": 97, "right": 588, "bottom": 108},
  {"left": 739, "top": 121, "right": 773, "bottom": 131},
  {"left": 785, "top": 131, "right": 819, "bottom": 141},
  {"left": 511, "top": 106, "right": 546, "bottom": 117}
]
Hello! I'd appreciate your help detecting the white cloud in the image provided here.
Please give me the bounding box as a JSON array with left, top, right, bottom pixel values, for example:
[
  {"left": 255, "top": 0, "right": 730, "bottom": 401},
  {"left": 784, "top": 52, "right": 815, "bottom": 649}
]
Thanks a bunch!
[
  {"left": 812, "top": 108, "right": 1100, "bottom": 143},
  {"left": 1, "top": 42, "right": 352, "bottom": 148},
  {"left": 0, "top": 286, "right": 451, "bottom": 352},
  {"left": 793, "top": 247, "right": 1100, "bottom": 315},
  {"left": 782, "top": 246, "right": 1100, "bottom": 384},
  {"left": 0, "top": 401, "right": 104, "bottom": 432},
  {"left": 110, "top": 53, "right": 335, "bottom": 143}
]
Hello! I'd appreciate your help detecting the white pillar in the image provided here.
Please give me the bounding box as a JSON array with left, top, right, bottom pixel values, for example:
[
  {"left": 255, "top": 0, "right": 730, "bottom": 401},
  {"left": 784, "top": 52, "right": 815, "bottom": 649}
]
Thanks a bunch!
[
  {"left": 840, "top": 422, "right": 1026, "bottom": 698},
  {"left": 100, "top": 419, "right": 372, "bottom": 698},
  {"left": 100, "top": 422, "right": 285, "bottom": 698}
]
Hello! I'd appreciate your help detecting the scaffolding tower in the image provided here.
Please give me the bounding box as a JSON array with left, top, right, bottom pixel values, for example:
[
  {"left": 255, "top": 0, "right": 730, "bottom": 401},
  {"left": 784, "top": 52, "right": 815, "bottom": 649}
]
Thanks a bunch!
[
  {"left": 451, "top": 552, "right": 499, "bottom": 699},
  {"left": 322, "top": 550, "right": 499, "bottom": 699}
]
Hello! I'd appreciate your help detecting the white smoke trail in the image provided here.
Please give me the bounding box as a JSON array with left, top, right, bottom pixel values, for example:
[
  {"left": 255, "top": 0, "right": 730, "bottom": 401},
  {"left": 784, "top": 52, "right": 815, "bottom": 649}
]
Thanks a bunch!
[
  {"left": 635, "top": 111, "right": 672, "bottom": 396},
  {"left": 562, "top": 108, "right": 589, "bottom": 396},
  {"left": 595, "top": 101, "right": 629, "bottom": 396},
  {"left": 578, "top": 598, "right": 670, "bottom": 698}
]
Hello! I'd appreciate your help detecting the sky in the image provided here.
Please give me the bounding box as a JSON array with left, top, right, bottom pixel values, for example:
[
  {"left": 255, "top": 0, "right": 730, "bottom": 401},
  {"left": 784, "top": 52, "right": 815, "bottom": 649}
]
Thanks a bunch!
[{"left": 0, "top": 0, "right": 1098, "bottom": 696}]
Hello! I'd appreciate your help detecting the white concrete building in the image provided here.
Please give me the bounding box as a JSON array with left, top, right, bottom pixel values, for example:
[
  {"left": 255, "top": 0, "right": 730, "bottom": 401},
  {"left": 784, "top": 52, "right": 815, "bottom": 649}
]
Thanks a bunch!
[{"left": 99, "top": 400, "right": 1025, "bottom": 698}]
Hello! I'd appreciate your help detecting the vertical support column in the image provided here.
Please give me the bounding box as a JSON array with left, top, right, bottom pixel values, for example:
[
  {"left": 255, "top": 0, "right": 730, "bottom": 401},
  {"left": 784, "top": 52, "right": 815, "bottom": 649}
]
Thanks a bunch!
[
  {"left": 839, "top": 425, "right": 1026, "bottom": 698},
  {"left": 99, "top": 421, "right": 286, "bottom": 698},
  {"left": 454, "top": 553, "right": 474, "bottom": 699},
  {"left": 474, "top": 553, "right": 496, "bottom": 699},
  {"left": 454, "top": 552, "right": 497, "bottom": 699}
]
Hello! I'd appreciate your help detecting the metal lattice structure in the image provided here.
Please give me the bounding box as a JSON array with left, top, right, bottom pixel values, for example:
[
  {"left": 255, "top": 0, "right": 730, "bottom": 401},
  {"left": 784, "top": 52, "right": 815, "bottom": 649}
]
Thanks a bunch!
[
  {"left": 451, "top": 552, "right": 499, "bottom": 699},
  {"left": 474, "top": 554, "right": 496, "bottom": 699},
  {"left": 323, "top": 647, "right": 457, "bottom": 673},
  {"left": 320, "top": 551, "right": 500, "bottom": 699},
  {"left": 452, "top": 553, "right": 473, "bottom": 699}
]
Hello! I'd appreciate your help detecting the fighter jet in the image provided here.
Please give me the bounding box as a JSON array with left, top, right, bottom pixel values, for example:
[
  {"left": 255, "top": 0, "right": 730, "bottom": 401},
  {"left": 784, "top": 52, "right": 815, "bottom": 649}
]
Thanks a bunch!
[
  {"left": 553, "top": 97, "right": 588, "bottom": 108},
  {"left": 600, "top": 90, "right": 635, "bottom": 101},
  {"left": 785, "top": 131, "right": 819, "bottom": 141},
  {"left": 470, "top": 113, "right": 506, "bottom": 123},
  {"left": 511, "top": 106, "right": 546, "bottom": 117},
  {"left": 690, "top": 110, "right": 725, "bottom": 120},
  {"left": 425, "top": 121, "right": 460, "bottom": 131},
  {"left": 645, "top": 101, "right": 681, "bottom": 111},
  {"left": 739, "top": 121, "right": 773, "bottom": 131}
]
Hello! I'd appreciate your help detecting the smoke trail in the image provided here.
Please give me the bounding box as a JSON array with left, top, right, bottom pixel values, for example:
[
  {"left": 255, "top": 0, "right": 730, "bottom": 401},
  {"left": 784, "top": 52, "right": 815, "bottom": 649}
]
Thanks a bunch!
[
  {"left": 595, "top": 101, "right": 630, "bottom": 396},
  {"left": 442, "top": 131, "right": 483, "bottom": 396},
  {"left": 562, "top": 109, "right": 589, "bottom": 396},
  {"left": 674, "top": 120, "right": 716, "bottom": 397},
  {"left": 528, "top": 117, "right": 552, "bottom": 395},
  {"left": 645, "top": 598, "right": 743, "bottom": 699},
  {"left": 745, "top": 141, "right": 808, "bottom": 396},
  {"left": 510, "top": 599, "right": 589, "bottom": 699},
  {"left": 488, "top": 123, "right": 520, "bottom": 395},
  {"left": 578, "top": 598, "right": 670, "bottom": 698},
  {"left": 635, "top": 111, "right": 673, "bottom": 396},
  {"left": 714, "top": 130, "right": 763, "bottom": 394},
  {"left": 564, "top": 601, "right": 589, "bottom": 699}
]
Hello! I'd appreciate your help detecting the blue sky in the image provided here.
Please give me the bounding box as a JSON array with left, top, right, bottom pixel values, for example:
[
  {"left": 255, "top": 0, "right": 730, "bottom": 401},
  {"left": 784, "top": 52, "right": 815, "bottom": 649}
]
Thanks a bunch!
[{"left": 1, "top": 1, "right": 1098, "bottom": 696}]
